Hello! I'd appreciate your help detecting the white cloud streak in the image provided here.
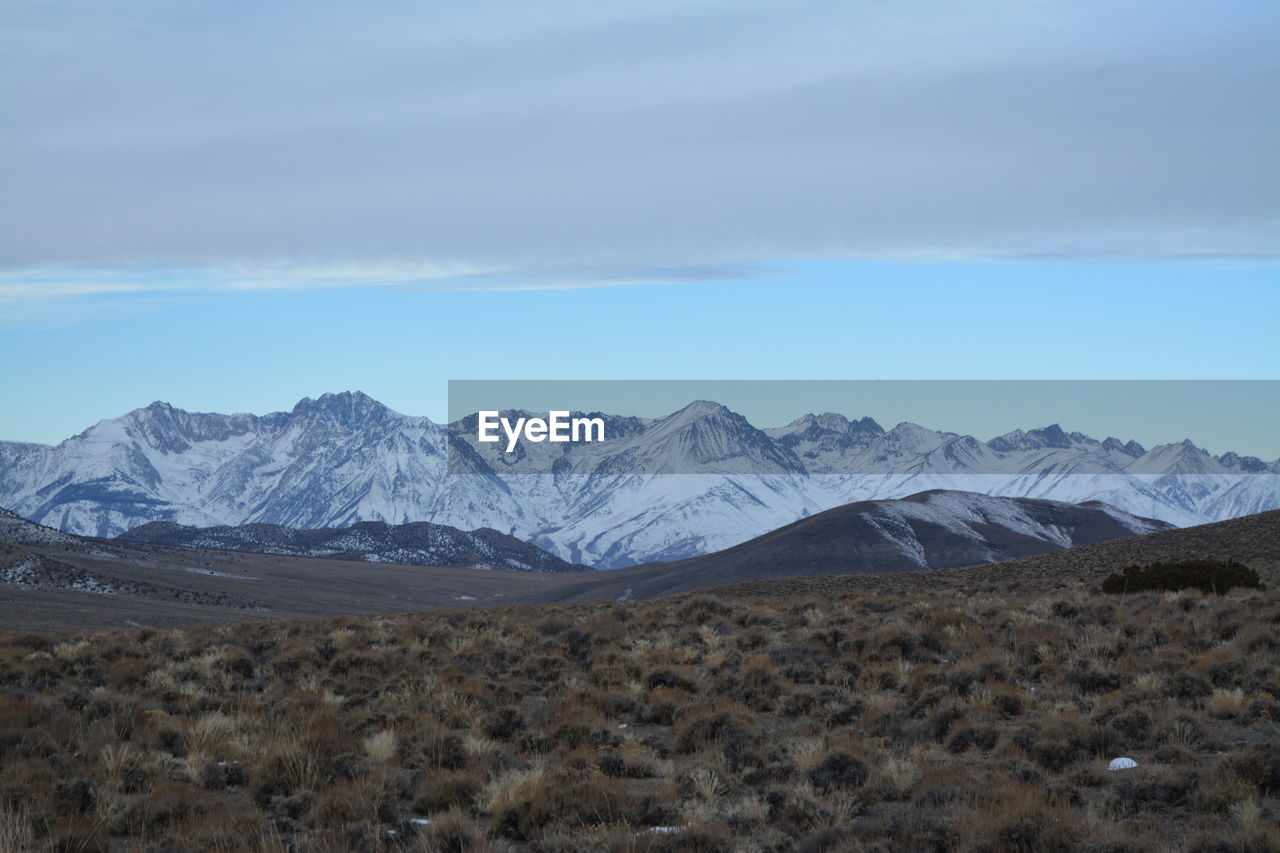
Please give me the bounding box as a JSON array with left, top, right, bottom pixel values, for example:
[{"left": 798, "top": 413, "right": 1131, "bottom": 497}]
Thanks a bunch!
[{"left": 0, "top": 261, "right": 758, "bottom": 324}]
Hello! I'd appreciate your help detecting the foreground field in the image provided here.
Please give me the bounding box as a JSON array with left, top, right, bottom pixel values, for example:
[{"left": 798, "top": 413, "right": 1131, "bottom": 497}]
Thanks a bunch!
[{"left": 1, "top": 549, "right": 1278, "bottom": 852}]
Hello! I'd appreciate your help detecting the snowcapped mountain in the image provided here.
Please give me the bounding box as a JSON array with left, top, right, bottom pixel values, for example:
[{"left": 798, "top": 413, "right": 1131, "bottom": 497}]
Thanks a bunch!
[
  {"left": 452, "top": 401, "right": 807, "bottom": 476},
  {"left": 1, "top": 392, "right": 1275, "bottom": 567}
]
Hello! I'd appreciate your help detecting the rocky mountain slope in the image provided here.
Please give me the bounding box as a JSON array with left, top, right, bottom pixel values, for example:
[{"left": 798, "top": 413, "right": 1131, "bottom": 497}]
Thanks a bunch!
[
  {"left": 531, "top": 490, "right": 1174, "bottom": 601},
  {"left": 0, "top": 507, "right": 79, "bottom": 547},
  {"left": 649, "top": 489, "right": 1171, "bottom": 577},
  {"left": 715, "top": 507, "right": 1280, "bottom": 602},
  {"left": 117, "top": 519, "right": 587, "bottom": 572}
]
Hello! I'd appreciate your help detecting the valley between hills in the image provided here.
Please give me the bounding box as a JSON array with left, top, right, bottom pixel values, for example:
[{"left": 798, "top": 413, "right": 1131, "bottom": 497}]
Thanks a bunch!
[
  {"left": 0, "top": 495, "right": 1274, "bottom": 633},
  {"left": 0, "top": 489, "right": 1157, "bottom": 632}
]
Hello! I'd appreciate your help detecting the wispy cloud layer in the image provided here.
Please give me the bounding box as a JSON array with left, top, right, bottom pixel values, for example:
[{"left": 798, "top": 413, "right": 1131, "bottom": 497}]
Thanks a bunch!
[
  {"left": 1, "top": 0, "right": 1276, "bottom": 305},
  {"left": 0, "top": 262, "right": 757, "bottom": 325}
]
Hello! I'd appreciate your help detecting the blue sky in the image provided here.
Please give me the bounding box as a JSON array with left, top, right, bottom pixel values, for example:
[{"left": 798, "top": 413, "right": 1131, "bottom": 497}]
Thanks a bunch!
[
  {"left": 3, "top": 259, "right": 1277, "bottom": 455},
  {"left": 1, "top": 1, "right": 1277, "bottom": 452}
]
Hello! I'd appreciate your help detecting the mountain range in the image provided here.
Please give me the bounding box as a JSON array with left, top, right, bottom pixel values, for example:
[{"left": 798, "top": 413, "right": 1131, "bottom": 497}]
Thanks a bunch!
[{"left": 1, "top": 391, "right": 1275, "bottom": 567}]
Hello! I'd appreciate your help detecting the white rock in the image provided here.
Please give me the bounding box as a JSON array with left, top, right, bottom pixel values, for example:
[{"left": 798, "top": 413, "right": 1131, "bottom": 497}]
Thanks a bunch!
[{"left": 1108, "top": 757, "right": 1139, "bottom": 771}]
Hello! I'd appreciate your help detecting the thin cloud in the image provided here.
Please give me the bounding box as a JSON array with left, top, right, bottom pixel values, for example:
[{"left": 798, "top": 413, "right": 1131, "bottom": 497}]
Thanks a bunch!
[{"left": 0, "top": 261, "right": 758, "bottom": 324}]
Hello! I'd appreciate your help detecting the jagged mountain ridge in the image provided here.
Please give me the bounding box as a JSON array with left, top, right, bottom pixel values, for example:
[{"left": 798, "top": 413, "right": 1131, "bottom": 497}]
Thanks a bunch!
[
  {"left": 0, "top": 391, "right": 1275, "bottom": 567},
  {"left": 116, "top": 519, "right": 588, "bottom": 572}
]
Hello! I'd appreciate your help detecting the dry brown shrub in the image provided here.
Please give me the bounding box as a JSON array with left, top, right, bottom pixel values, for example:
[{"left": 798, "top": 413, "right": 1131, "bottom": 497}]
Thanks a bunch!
[
  {"left": 958, "top": 784, "right": 1079, "bottom": 853},
  {"left": 0, "top": 553, "right": 1274, "bottom": 851}
]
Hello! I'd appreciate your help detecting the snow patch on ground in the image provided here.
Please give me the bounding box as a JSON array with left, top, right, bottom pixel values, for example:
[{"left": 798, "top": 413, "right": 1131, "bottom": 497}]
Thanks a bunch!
[
  {"left": 0, "top": 556, "right": 118, "bottom": 594},
  {"left": 0, "top": 557, "right": 41, "bottom": 587},
  {"left": 176, "top": 566, "right": 259, "bottom": 580}
]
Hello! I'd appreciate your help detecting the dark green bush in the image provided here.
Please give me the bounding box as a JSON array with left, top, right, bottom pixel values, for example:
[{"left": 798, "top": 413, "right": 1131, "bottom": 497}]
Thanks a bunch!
[
  {"left": 1101, "top": 560, "right": 1261, "bottom": 595},
  {"left": 806, "top": 752, "right": 868, "bottom": 792}
]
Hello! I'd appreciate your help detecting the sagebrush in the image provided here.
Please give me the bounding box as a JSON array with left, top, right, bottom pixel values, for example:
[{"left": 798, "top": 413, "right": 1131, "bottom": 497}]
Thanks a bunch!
[{"left": 0, "top": 567, "right": 1277, "bottom": 851}]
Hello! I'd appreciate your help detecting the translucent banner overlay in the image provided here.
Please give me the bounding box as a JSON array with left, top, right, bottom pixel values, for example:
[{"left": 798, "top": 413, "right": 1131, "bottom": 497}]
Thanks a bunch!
[{"left": 445, "top": 380, "right": 1279, "bottom": 476}]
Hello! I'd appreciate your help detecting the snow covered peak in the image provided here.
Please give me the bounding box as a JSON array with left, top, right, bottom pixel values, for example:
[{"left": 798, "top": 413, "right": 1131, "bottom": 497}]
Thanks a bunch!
[
  {"left": 670, "top": 400, "right": 730, "bottom": 420},
  {"left": 989, "top": 423, "right": 1084, "bottom": 452},
  {"left": 647, "top": 400, "right": 753, "bottom": 445},
  {"left": 882, "top": 422, "right": 949, "bottom": 455},
  {"left": 849, "top": 415, "right": 884, "bottom": 435},
  {"left": 1217, "top": 452, "right": 1272, "bottom": 473},
  {"left": 1101, "top": 437, "right": 1146, "bottom": 458},
  {"left": 769, "top": 412, "right": 883, "bottom": 439},
  {"left": 1127, "top": 440, "right": 1226, "bottom": 475},
  {"left": 291, "top": 390, "right": 398, "bottom": 424},
  {"left": 293, "top": 390, "right": 376, "bottom": 412},
  {"left": 1032, "top": 424, "right": 1075, "bottom": 448},
  {"left": 612, "top": 400, "right": 805, "bottom": 474},
  {"left": 812, "top": 412, "right": 848, "bottom": 432},
  {"left": 108, "top": 401, "right": 264, "bottom": 455},
  {"left": 992, "top": 428, "right": 1026, "bottom": 448},
  {"left": 764, "top": 412, "right": 885, "bottom": 473},
  {"left": 792, "top": 412, "right": 850, "bottom": 434}
]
